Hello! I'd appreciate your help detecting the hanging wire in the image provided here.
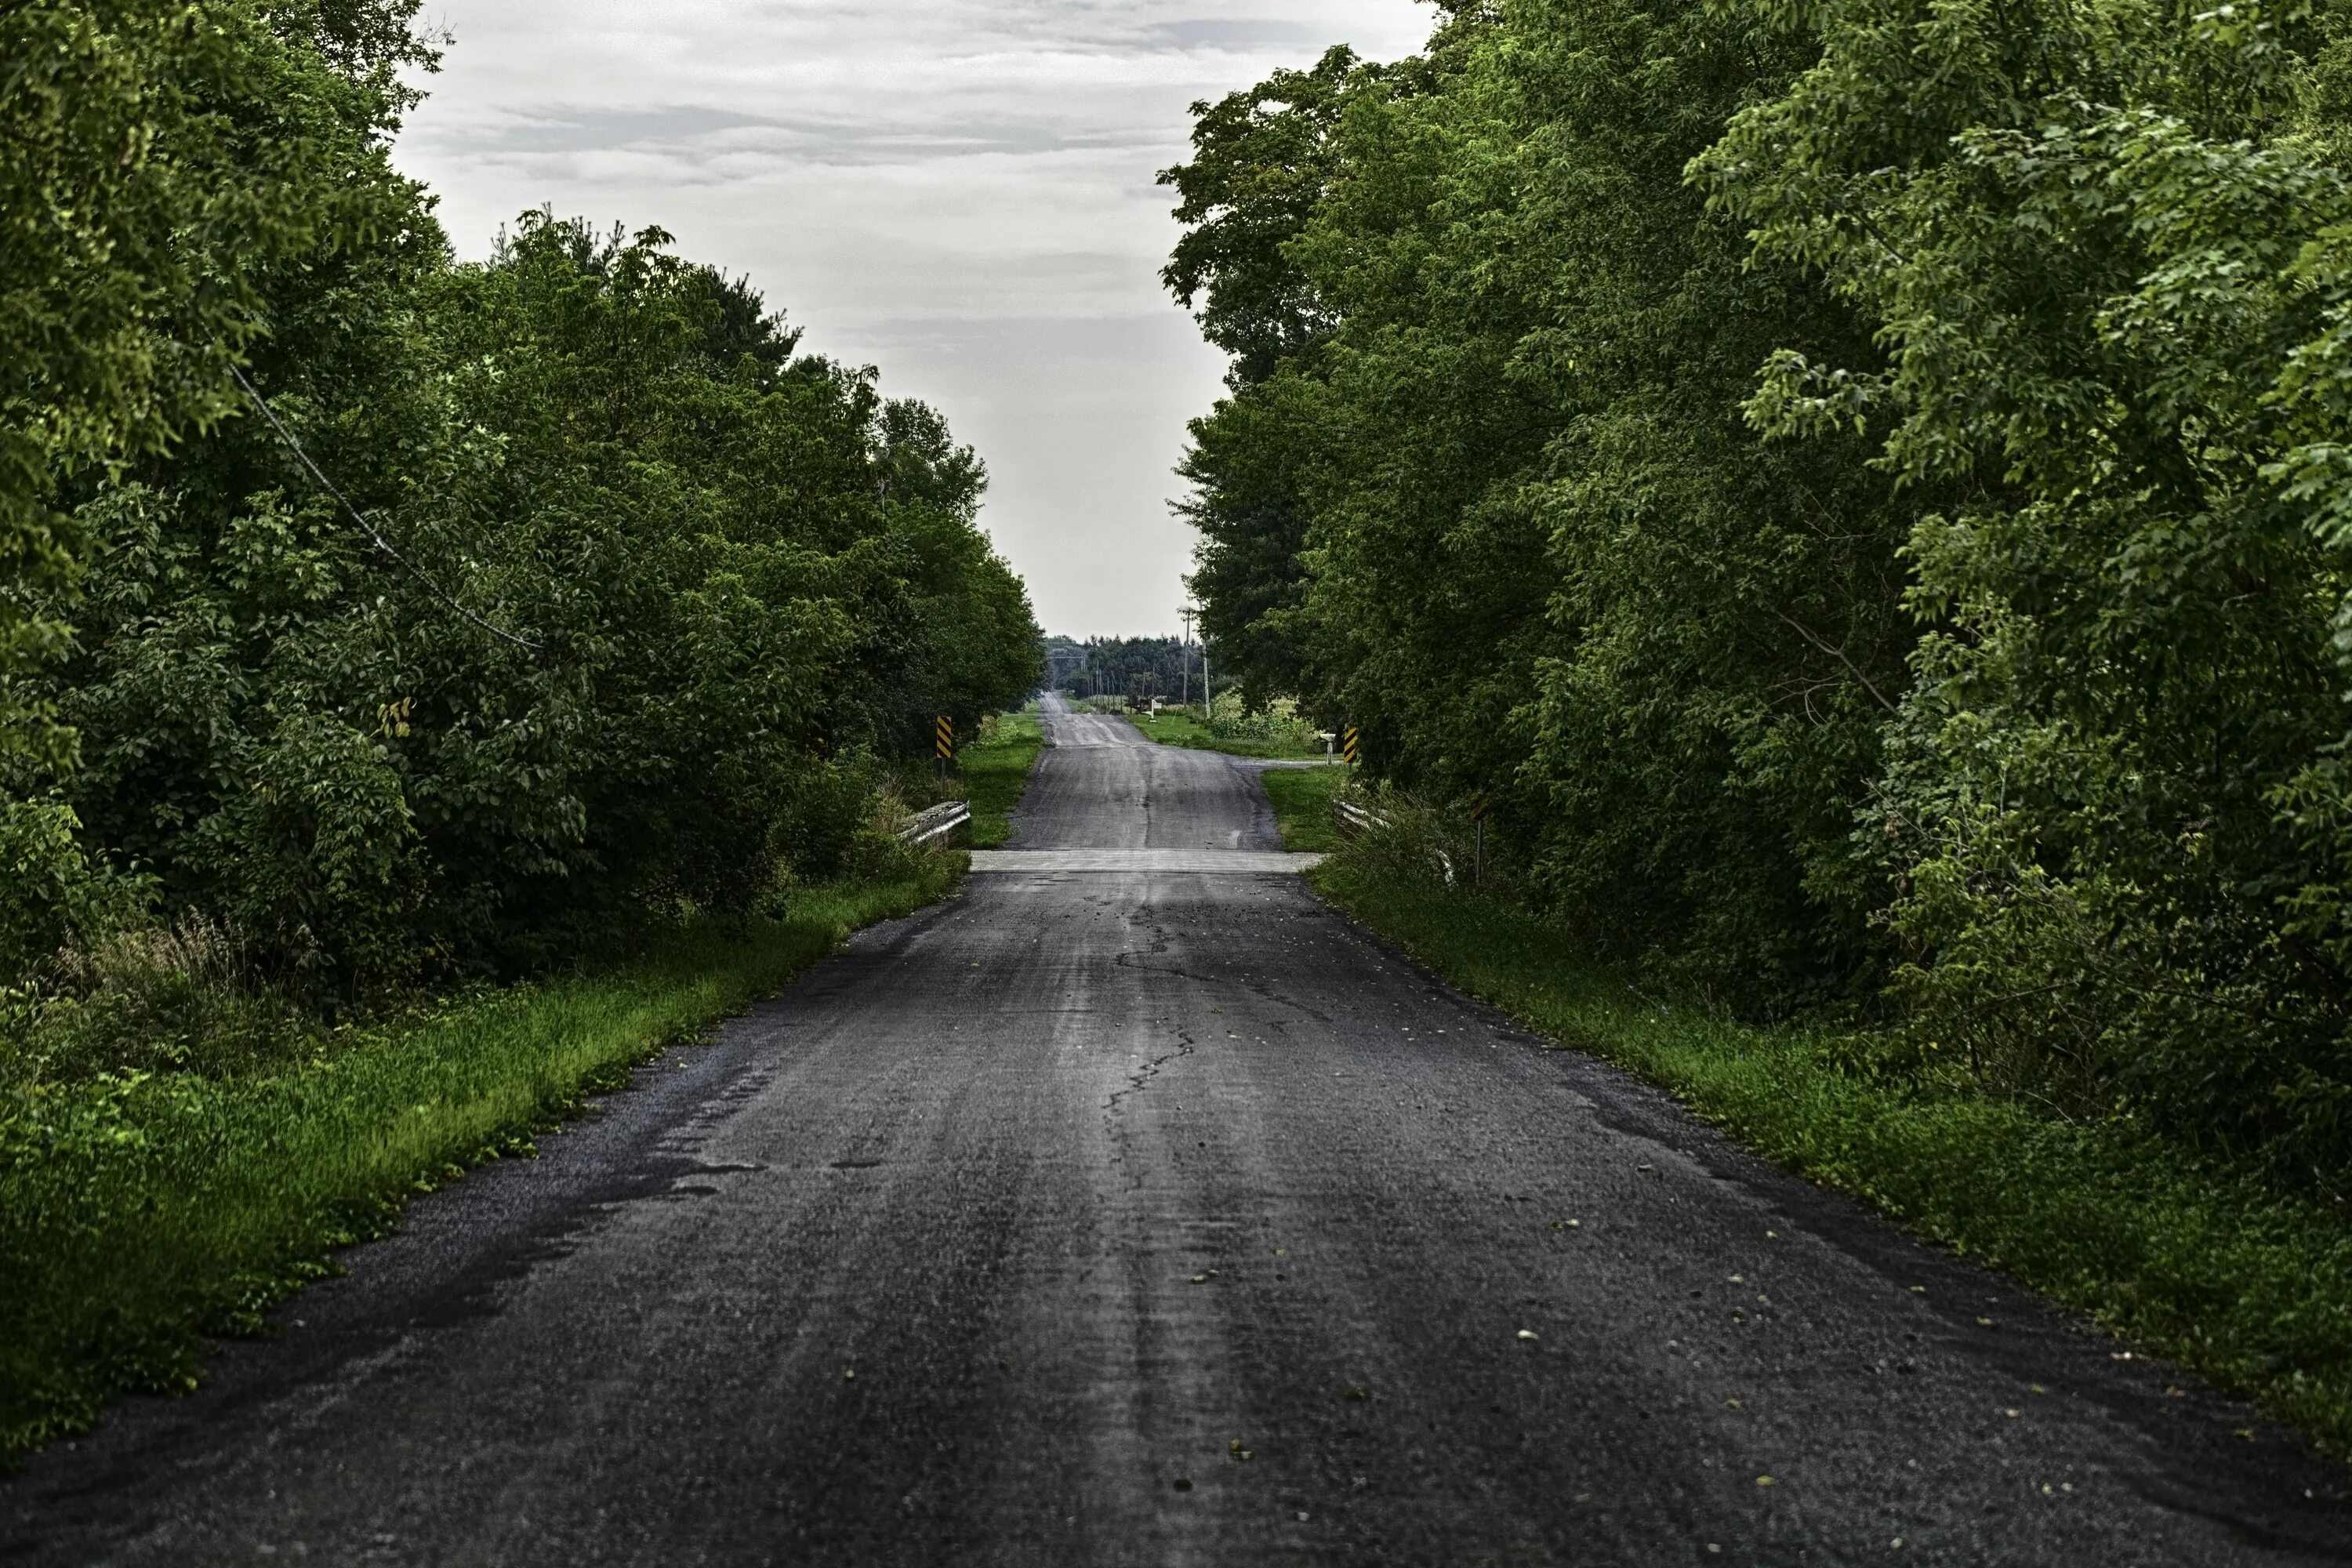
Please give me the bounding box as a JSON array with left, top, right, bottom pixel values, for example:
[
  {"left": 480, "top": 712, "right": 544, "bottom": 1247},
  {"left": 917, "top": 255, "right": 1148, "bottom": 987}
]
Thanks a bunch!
[{"left": 226, "top": 361, "right": 541, "bottom": 652}]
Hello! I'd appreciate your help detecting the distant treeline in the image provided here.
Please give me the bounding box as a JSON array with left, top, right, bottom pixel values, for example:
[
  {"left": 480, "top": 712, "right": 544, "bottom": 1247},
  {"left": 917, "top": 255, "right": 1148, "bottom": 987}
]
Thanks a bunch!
[
  {"left": 1050, "top": 636, "right": 1202, "bottom": 703},
  {"left": 1, "top": 0, "right": 1041, "bottom": 997},
  {"left": 1166, "top": 0, "right": 2352, "bottom": 1187}
]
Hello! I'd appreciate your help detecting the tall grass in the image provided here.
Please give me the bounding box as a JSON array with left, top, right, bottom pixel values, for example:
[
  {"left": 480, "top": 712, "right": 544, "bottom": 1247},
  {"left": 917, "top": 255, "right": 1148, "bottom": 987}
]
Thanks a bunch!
[{"left": 0, "top": 868, "right": 957, "bottom": 1468}]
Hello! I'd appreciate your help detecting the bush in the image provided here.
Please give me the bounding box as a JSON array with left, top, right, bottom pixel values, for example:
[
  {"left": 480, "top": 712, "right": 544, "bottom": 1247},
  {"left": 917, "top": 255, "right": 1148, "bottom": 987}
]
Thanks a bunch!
[{"left": 1207, "top": 692, "right": 1322, "bottom": 750}]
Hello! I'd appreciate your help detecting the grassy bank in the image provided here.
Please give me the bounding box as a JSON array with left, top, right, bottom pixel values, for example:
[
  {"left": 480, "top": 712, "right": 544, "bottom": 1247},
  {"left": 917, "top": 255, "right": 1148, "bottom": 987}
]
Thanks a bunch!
[
  {"left": 961, "top": 711, "right": 1045, "bottom": 847},
  {"left": 1297, "top": 846, "right": 2352, "bottom": 1454},
  {"left": 0, "top": 865, "right": 959, "bottom": 1468},
  {"left": 1131, "top": 708, "right": 1333, "bottom": 760},
  {"left": 1261, "top": 763, "right": 1350, "bottom": 852}
]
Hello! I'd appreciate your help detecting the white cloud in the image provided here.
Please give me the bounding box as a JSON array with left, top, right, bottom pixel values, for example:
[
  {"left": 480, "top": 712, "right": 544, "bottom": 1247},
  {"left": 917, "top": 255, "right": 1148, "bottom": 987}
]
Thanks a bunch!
[{"left": 397, "top": 0, "right": 1434, "bottom": 635}]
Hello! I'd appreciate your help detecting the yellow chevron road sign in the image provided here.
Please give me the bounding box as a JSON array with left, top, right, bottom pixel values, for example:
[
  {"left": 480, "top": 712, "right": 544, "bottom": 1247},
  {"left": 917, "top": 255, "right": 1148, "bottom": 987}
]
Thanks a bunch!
[
  {"left": 935, "top": 716, "right": 956, "bottom": 760},
  {"left": 1341, "top": 726, "right": 1360, "bottom": 765}
]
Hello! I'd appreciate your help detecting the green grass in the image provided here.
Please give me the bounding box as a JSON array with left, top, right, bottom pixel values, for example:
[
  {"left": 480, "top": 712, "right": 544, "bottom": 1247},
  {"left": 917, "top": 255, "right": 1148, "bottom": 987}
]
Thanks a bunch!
[
  {"left": 1130, "top": 709, "right": 1334, "bottom": 760},
  {"left": 0, "top": 866, "right": 959, "bottom": 1468},
  {"left": 1305, "top": 855, "right": 2352, "bottom": 1455},
  {"left": 1261, "top": 763, "right": 1350, "bottom": 852},
  {"left": 960, "top": 711, "right": 1044, "bottom": 847}
]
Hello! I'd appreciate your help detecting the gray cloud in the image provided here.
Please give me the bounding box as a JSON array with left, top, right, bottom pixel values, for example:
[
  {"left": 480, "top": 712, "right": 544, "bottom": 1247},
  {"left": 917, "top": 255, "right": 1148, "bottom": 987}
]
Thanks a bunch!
[
  {"left": 411, "top": 107, "right": 1169, "bottom": 165},
  {"left": 1148, "top": 19, "right": 1342, "bottom": 47}
]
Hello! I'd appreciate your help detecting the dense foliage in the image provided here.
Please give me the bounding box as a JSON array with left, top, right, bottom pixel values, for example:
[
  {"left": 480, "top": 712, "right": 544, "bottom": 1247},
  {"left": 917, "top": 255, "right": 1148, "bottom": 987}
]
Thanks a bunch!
[
  {"left": 1167, "top": 0, "right": 2352, "bottom": 1186},
  {"left": 1, "top": 0, "right": 1040, "bottom": 1012}
]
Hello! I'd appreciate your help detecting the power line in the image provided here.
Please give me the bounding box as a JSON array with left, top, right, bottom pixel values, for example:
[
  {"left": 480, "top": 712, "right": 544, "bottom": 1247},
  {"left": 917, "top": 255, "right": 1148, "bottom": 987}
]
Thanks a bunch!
[{"left": 227, "top": 362, "right": 542, "bottom": 652}]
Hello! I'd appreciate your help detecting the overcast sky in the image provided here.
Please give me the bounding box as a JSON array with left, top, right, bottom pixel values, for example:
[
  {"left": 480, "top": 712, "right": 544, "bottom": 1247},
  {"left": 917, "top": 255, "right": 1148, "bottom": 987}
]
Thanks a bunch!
[{"left": 394, "top": 2, "right": 1434, "bottom": 638}]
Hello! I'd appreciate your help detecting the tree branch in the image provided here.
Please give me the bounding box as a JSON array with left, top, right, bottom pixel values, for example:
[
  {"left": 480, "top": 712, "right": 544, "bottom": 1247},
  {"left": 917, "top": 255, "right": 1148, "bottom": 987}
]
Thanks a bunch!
[{"left": 1769, "top": 607, "right": 1901, "bottom": 716}]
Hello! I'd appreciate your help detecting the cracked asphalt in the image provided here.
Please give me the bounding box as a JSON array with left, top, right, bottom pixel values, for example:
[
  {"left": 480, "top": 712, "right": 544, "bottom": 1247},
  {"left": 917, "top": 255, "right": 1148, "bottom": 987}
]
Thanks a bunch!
[{"left": 4, "top": 696, "right": 2347, "bottom": 1566}]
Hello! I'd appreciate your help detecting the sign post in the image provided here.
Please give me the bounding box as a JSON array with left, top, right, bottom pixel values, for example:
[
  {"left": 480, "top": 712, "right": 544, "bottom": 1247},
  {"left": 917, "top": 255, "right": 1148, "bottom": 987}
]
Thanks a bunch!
[{"left": 1469, "top": 791, "right": 1491, "bottom": 884}]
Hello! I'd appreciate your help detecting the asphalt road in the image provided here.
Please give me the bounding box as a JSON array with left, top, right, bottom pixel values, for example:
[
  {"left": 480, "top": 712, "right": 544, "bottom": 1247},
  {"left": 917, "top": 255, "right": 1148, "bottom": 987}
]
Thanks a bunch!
[{"left": 5, "top": 697, "right": 2347, "bottom": 1566}]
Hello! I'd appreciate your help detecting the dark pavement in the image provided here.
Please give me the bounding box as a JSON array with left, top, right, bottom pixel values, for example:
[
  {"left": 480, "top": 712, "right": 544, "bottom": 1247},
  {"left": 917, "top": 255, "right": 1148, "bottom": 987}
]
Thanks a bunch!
[{"left": 4, "top": 695, "right": 2347, "bottom": 1566}]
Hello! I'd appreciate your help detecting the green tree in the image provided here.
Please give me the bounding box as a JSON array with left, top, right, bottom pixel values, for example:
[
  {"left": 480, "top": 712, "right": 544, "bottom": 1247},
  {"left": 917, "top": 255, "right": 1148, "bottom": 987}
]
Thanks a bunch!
[
  {"left": 1169, "top": 0, "right": 1915, "bottom": 1004},
  {"left": 1704, "top": 0, "right": 2352, "bottom": 1171},
  {"left": 1174, "top": 0, "right": 2352, "bottom": 1178},
  {"left": 2, "top": 0, "right": 436, "bottom": 966},
  {"left": 54, "top": 212, "right": 1040, "bottom": 986}
]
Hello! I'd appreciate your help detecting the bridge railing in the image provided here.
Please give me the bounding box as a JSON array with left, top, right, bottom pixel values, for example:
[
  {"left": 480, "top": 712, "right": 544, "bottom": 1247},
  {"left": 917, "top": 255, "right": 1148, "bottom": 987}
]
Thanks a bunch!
[
  {"left": 899, "top": 800, "right": 971, "bottom": 847},
  {"left": 1330, "top": 795, "right": 1457, "bottom": 887}
]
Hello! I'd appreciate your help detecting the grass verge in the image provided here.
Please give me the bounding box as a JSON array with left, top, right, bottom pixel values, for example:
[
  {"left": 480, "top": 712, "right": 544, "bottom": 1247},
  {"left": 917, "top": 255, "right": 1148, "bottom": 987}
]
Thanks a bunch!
[
  {"left": 1302, "top": 852, "right": 2352, "bottom": 1456},
  {"left": 961, "top": 712, "right": 1045, "bottom": 847},
  {"left": 0, "top": 863, "right": 959, "bottom": 1469},
  {"left": 1261, "top": 763, "right": 1350, "bottom": 852},
  {"left": 1131, "top": 710, "right": 1334, "bottom": 760}
]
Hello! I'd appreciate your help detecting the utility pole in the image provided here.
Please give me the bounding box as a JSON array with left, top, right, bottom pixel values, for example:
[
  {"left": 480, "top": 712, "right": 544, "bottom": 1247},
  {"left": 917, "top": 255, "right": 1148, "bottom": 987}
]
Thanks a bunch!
[{"left": 1179, "top": 605, "right": 1196, "bottom": 710}]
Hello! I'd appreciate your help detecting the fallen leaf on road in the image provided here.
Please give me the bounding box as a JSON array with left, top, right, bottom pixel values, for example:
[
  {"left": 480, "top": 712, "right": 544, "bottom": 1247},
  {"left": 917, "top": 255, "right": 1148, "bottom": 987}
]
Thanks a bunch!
[
  {"left": 2003, "top": 1409, "right": 2021, "bottom": 1419},
  {"left": 844, "top": 1369, "right": 856, "bottom": 1381},
  {"left": 1172, "top": 1478, "right": 1192, "bottom": 1492},
  {"left": 1229, "top": 1439, "right": 1253, "bottom": 1461},
  {"left": 1552, "top": 1218, "right": 1581, "bottom": 1230},
  {"left": 1344, "top": 1387, "right": 1367, "bottom": 1402},
  {"left": 1756, "top": 1475, "right": 1775, "bottom": 1487},
  {"left": 1517, "top": 1329, "right": 1540, "bottom": 1341}
]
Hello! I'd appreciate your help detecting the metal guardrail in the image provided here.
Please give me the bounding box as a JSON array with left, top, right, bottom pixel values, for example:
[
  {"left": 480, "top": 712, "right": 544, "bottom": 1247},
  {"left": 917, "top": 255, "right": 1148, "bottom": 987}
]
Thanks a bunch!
[{"left": 902, "top": 800, "right": 971, "bottom": 847}]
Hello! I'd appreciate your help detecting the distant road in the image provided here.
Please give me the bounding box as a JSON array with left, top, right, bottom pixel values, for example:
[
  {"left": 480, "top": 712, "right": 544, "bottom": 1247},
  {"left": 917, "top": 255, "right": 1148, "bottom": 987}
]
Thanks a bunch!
[{"left": 5, "top": 693, "right": 2344, "bottom": 1564}]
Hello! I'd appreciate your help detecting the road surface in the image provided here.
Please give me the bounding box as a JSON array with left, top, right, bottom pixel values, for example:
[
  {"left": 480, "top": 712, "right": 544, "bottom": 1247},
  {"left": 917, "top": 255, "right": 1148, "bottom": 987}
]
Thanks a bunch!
[{"left": 4, "top": 695, "right": 2345, "bottom": 1565}]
